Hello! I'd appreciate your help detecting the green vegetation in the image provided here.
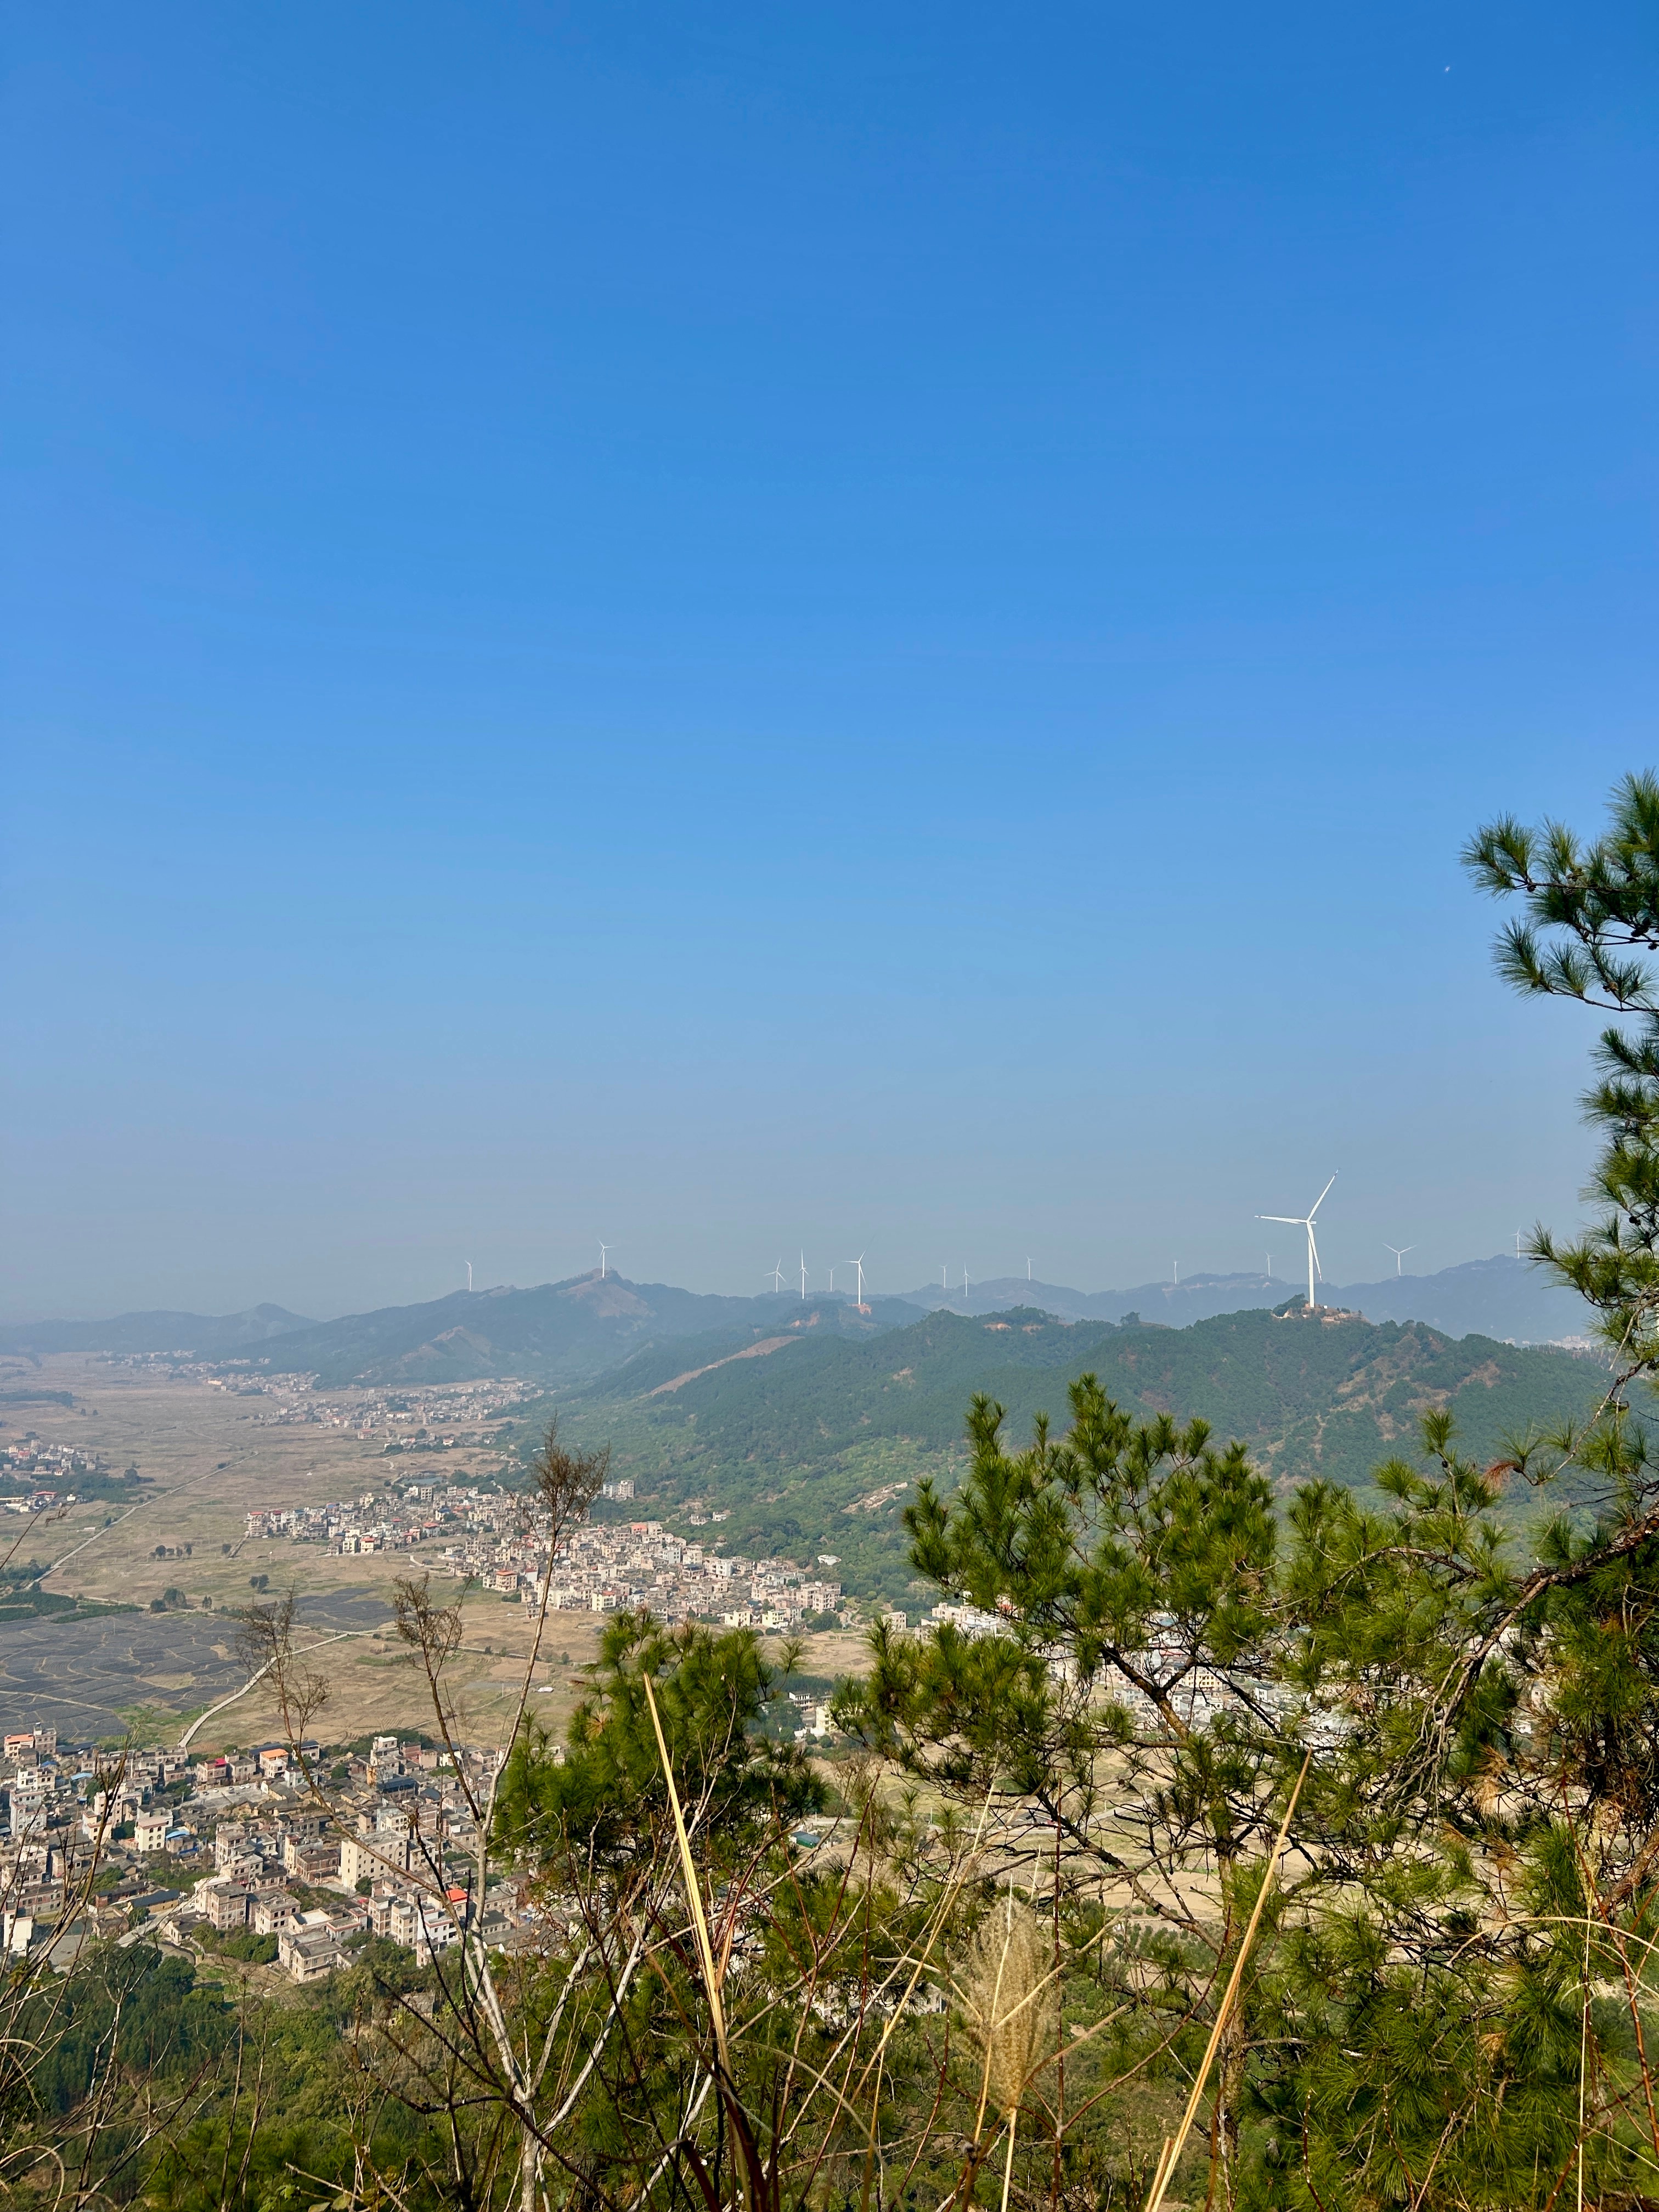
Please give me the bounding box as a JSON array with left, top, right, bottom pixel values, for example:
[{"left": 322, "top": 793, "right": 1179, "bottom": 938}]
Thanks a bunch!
[
  {"left": 19, "top": 775, "right": 1659, "bottom": 2211},
  {"left": 498, "top": 1612, "right": 823, "bottom": 1859},
  {"left": 0, "top": 1560, "right": 134, "bottom": 1623},
  {"left": 521, "top": 1301, "right": 1610, "bottom": 1603},
  {"left": 0, "top": 1462, "right": 145, "bottom": 1509},
  {"left": 9, "top": 1941, "right": 447, "bottom": 2204},
  {"left": 198, "top": 1925, "right": 280, "bottom": 1965}
]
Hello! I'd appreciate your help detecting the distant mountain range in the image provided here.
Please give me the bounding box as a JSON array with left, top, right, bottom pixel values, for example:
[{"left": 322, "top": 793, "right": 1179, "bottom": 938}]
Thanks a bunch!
[
  {"left": 0, "top": 1278, "right": 926, "bottom": 1387},
  {"left": 0, "top": 1254, "right": 1593, "bottom": 1390},
  {"left": 0, "top": 1267, "right": 1613, "bottom": 1612},
  {"left": 0, "top": 1304, "right": 314, "bottom": 1359},
  {"left": 901, "top": 1256, "right": 1592, "bottom": 1347}
]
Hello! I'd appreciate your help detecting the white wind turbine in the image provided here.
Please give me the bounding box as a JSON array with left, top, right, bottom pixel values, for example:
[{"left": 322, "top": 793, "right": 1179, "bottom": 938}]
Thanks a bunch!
[
  {"left": 766, "top": 1259, "right": 785, "bottom": 1294},
  {"left": 848, "top": 1254, "right": 866, "bottom": 1309},
  {"left": 597, "top": 1239, "right": 611, "bottom": 1280},
  {"left": 1258, "top": 1173, "right": 1337, "bottom": 1311},
  {"left": 1385, "top": 1244, "right": 1414, "bottom": 1277},
  {"left": 799, "top": 1252, "right": 808, "bottom": 1301},
  {"left": 465, "top": 1261, "right": 473, "bottom": 1293}
]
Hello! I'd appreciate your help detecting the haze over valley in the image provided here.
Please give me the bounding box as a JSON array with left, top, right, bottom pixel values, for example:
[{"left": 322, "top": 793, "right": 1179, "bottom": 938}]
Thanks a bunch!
[{"left": 0, "top": 1247, "right": 1612, "bottom": 1739}]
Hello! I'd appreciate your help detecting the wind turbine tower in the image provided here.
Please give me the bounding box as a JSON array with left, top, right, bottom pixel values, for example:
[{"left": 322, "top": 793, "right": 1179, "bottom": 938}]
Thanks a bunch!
[
  {"left": 597, "top": 1239, "right": 610, "bottom": 1280},
  {"left": 849, "top": 1254, "right": 866, "bottom": 1310},
  {"left": 1258, "top": 1174, "right": 1338, "bottom": 1312},
  {"left": 1385, "top": 1244, "right": 1414, "bottom": 1277},
  {"left": 766, "top": 1259, "right": 785, "bottom": 1294},
  {"left": 799, "top": 1252, "right": 808, "bottom": 1301},
  {"left": 465, "top": 1261, "right": 473, "bottom": 1293}
]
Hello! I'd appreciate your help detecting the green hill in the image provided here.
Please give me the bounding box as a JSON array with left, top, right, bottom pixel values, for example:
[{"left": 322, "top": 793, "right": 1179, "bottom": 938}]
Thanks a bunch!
[
  {"left": 195, "top": 1278, "right": 923, "bottom": 1389},
  {"left": 526, "top": 1303, "right": 1615, "bottom": 1607}
]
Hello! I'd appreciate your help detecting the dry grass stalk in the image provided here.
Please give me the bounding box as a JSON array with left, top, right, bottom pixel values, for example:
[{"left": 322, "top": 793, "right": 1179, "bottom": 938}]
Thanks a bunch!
[
  {"left": 1143, "top": 1751, "right": 1312, "bottom": 2212},
  {"left": 958, "top": 1895, "right": 1058, "bottom": 2120}
]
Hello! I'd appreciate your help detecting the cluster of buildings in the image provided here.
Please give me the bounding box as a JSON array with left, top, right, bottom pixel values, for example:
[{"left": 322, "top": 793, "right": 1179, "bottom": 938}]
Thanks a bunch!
[
  {"left": 247, "top": 1480, "right": 852, "bottom": 1629},
  {"left": 97, "top": 1356, "right": 532, "bottom": 1477},
  {"left": 505, "top": 1519, "right": 847, "bottom": 1629},
  {"left": 0, "top": 1724, "right": 539, "bottom": 1983},
  {"left": 247, "top": 1485, "right": 454, "bottom": 1554},
  {"left": 0, "top": 1433, "right": 115, "bottom": 1515},
  {"left": 227, "top": 1373, "right": 535, "bottom": 1457},
  {"left": 922, "top": 1600, "right": 1003, "bottom": 1637},
  {"left": 165, "top": 1734, "right": 506, "bottom": 1978}
]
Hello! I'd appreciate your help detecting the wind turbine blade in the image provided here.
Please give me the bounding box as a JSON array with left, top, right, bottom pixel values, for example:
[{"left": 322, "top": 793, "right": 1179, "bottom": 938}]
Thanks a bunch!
[
  {"left": 1258, "top": 1215, "right": 1303, "bottom": 1226},
  {"left": 1308, "top": 1173, "right": 1337, "bottom": 1217}
]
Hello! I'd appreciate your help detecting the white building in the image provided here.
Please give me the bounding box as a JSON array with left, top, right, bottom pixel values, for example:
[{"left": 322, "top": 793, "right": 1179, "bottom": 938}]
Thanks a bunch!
[{"left": 134, "top": 1809, "right": 171, "bottom": 1853}]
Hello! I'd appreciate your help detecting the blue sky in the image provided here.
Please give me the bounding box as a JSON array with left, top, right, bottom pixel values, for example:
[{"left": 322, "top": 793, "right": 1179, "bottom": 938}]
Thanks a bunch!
[{"left": 4, "top": 3, "right": 1657, "bottom": 1319}]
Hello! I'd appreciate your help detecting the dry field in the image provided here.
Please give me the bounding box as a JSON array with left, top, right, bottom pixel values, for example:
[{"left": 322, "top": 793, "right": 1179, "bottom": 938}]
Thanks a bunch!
[{"left": 0, "top": 1357, "right": 864, "bottom": 1752}]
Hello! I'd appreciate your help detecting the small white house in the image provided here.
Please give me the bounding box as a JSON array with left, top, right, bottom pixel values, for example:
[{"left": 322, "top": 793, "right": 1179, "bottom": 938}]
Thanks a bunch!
[{"left": 134, "top": 1809, "right": 170, "bottom": 1854}]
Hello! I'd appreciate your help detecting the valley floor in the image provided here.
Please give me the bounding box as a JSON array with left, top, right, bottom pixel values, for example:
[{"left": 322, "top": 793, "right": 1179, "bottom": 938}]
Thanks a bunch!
[{"left": 0, "top": 1358, "right": 864, "bottom": 1747}]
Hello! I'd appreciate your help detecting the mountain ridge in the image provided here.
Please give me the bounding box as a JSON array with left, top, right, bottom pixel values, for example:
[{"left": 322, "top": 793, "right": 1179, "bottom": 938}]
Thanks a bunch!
[
  {"left": 0, "top": 1254, "right": 1590, "bottom": 1389},
  {"left": 0, "top": 1304, "right": 314, "bottom": 1358},
  {"left": 899, "top": 1255, "right": 1589, "bottom": 1344},
  {"left": 535, "top": 1300, "right": 1615, "bottom": 1606}
]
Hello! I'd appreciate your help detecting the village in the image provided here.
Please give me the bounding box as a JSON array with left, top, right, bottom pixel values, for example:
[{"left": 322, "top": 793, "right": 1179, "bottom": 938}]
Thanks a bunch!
[
  {"left": 0, "top": 1710, "right": 845, "bottom": 1988},
  {"left": 107, "top": 1354, "right": 539, "bottom": 1466},
  {"left": 246, "top": 1475, "right": 855, "bottom": 1632},
  {"left": 0, "top": 1722, "right": 504, "bottom": 1982},
  {"left": 0, "top": 1365, "right": 1008, "bottom": 1997}
]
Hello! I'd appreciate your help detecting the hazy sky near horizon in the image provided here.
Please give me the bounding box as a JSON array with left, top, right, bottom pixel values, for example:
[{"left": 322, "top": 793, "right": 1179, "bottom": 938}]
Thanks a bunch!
[{"left": 4, "top": 4, "right": 1657, "bottom": 1321}]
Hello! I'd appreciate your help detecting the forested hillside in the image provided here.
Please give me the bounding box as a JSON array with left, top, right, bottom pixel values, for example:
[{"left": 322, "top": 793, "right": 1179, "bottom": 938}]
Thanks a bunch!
[{"left": 525, "top": 1301, "right": 1612, "bottom": 1603}]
